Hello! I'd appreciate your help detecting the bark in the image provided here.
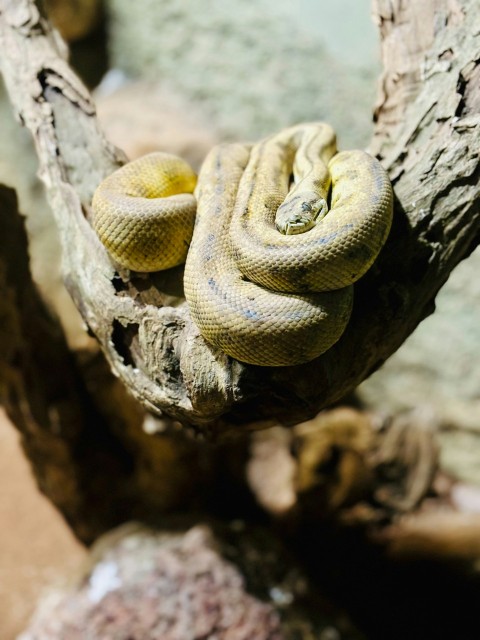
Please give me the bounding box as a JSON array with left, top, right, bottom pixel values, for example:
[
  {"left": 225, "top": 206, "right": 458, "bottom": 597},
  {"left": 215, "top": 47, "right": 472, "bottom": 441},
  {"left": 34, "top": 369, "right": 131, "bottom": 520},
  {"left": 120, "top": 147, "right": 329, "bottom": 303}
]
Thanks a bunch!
[
  {"left": 0, "top": 184, "right": 134, "bottom": 541},
  {"left": 0, "top": 3, "right": 478, "bottom": 433},
  {"left": 0, "top": 183, "right": 252, "bottom": 543}
]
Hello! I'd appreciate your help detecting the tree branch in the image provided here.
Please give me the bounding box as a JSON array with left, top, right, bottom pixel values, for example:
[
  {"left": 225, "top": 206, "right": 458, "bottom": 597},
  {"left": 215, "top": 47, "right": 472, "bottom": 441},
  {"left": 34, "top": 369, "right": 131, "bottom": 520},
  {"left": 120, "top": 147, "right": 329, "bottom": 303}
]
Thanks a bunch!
[
  {"left": 0, "top": 183, "right": 242, "bottom": 543},
  {"left": 0, "top": 0, "right": 478, "bottom": 434},
  {"left": 0, "top": 183, "right": 138, "bottom": 541}
]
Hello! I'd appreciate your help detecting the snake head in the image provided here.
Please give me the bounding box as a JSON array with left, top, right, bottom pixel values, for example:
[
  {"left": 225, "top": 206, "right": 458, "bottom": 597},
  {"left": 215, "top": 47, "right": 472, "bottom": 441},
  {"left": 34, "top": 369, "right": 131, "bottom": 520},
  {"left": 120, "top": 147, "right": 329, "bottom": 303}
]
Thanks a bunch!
[{"left": 276, "top": 193, "right": 328, "bottom": 235}]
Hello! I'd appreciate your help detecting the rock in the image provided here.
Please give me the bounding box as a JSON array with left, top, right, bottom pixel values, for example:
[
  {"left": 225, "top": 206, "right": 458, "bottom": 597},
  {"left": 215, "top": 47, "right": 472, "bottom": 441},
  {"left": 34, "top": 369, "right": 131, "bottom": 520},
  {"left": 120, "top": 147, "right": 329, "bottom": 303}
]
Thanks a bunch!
[
  {"left": 19, "top": 523, "right": 362, "bottom": 640},
  {"left": 106, "top": 0, "right": 378, "bottom": 147}
]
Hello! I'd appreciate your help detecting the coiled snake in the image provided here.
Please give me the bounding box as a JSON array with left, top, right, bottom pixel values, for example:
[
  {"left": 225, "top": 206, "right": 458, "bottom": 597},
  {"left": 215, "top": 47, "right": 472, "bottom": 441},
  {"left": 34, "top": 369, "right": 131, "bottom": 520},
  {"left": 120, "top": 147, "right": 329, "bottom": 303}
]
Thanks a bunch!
[{"left": 92, "top": 123, "right": 393, "bottom": 367}]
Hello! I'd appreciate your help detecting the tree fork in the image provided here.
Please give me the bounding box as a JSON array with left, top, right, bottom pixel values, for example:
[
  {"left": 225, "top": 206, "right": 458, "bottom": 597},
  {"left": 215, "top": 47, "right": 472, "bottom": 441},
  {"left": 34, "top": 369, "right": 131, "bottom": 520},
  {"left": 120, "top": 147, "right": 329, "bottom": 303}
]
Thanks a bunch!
[{"left": 0, "top": 0, "right": 478, "bottom": 434}]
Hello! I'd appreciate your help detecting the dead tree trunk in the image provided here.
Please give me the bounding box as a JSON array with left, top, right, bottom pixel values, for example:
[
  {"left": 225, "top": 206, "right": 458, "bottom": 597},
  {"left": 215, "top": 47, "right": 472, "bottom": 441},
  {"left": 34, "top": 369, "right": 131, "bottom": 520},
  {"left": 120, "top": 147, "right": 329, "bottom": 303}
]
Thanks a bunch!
[
  {"left": 0, "top": 0, "right": 479, "bottom": 541},
  {"left": 0, "top": 184, "right": 247, "bottom": 543},
  {"left": 0, "top": 0, "right": 478, "bottom": 433}
]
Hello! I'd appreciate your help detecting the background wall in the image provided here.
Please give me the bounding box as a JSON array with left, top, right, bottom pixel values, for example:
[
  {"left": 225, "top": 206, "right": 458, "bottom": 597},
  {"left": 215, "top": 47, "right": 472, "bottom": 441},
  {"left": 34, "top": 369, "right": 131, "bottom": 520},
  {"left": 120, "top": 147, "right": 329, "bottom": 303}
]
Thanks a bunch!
[{"left": 106, "top": 0, "right": 379, "bottom": 146}]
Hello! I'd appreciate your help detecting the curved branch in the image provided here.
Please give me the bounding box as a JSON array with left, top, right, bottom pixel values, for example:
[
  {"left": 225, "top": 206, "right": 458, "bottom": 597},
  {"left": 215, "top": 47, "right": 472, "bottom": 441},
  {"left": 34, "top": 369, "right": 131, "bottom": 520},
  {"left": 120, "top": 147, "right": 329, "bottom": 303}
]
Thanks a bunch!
[
  {"left": 0, "top": 0, "right": 478, "bottom": 433},
  {"left": 0, "top": 183, "right": 139, "bottom": 541},
  {"left": 0, "top": 183, "right": 223, "bottom": 543}
]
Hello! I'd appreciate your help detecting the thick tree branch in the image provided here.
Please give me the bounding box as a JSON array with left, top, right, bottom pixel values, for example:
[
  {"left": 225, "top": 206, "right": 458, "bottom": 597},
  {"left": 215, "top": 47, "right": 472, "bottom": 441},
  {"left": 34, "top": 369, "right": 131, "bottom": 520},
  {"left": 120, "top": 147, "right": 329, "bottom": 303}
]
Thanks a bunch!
[
  {"left": 0, "top": 184, "right": 243, "bottom": 543},
  {"left": 0, "top": 184, "right": 138, "bottom": 541},
  {"left": 0, "top": 0, "right": 479, "bottom": 433}
]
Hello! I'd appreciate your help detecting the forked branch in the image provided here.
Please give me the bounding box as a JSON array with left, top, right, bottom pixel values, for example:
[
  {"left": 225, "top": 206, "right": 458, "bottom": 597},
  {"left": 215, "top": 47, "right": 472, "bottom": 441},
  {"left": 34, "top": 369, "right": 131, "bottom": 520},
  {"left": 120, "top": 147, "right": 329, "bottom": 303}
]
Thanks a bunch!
[{"left": 0, "top": 0, "right": 478, "bottom": 433}]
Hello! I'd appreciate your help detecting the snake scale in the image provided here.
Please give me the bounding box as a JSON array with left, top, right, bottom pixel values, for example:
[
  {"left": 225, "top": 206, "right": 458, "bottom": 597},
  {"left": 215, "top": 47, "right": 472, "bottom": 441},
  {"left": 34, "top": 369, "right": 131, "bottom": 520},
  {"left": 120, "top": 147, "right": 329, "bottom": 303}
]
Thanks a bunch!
[{"left": 92, "top": 123, "right": 393, "bottom": 367}]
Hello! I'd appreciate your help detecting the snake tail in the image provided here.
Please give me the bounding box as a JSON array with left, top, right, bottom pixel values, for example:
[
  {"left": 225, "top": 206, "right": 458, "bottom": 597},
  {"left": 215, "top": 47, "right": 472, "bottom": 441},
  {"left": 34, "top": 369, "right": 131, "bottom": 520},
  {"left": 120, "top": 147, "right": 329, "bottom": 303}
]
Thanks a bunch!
[{"left": 91, "top": 152, "right": 197, "bottom": 272}]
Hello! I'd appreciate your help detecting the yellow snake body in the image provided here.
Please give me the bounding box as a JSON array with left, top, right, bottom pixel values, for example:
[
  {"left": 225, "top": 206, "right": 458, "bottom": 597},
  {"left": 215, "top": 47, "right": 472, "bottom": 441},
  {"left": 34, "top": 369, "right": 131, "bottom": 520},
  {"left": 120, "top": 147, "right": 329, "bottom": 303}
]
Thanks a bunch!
[
  {"left": 91, "top": 123, "right": 393, "bottom": 367},
  {"left": 230, "top": 126, "right": 393, "bottom": 293},
  {"left": 92, "top": 152, "right": 197, "bottom": 272}
]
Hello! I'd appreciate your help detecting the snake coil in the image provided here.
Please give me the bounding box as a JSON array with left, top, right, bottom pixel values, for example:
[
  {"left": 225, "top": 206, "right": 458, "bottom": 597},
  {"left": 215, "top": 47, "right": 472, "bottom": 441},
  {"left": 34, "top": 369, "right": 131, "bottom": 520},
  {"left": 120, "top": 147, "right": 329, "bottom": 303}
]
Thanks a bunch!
[{"left": 92, "top": 123, "right": 393, "bottom": 367}]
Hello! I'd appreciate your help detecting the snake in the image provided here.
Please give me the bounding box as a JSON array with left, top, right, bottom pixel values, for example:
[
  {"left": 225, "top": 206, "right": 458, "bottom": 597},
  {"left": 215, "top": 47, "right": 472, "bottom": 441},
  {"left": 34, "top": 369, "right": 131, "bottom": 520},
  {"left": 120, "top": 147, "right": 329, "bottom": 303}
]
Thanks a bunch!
[
  {"left": 91, "top": 153, "right": 197, "bottom": 272},
  {"left": 91, "top": 123, "right": 393, "bottom": 367}
]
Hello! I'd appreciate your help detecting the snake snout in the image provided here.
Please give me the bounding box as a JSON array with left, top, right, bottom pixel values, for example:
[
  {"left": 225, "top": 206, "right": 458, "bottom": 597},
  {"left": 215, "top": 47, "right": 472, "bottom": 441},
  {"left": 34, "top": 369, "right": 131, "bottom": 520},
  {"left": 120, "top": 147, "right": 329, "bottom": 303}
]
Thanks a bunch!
[{"left": 276, "top": 193, "right": 328, "bottom": 235}]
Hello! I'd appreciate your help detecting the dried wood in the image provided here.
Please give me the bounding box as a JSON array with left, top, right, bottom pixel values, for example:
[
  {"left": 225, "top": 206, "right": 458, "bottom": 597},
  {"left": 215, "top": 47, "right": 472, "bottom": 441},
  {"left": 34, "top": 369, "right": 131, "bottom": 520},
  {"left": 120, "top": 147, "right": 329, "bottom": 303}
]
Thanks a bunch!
[{"left": 0, "top": 0, "right": 478, "bottom": 435}]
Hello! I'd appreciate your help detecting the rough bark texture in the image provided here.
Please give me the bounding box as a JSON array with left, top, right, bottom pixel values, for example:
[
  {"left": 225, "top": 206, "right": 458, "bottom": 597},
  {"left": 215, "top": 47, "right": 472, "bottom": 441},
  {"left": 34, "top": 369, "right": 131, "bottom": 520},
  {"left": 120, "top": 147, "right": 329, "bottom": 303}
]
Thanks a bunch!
[
  {"left": 0, "top": 184, "right": 260, "bottom": 543},
  {"left": 0, "top": 0, "right": 479, "bottom": 433},
  {"left": 0, "top": 184, "right": 131, "bottom": 541}
]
